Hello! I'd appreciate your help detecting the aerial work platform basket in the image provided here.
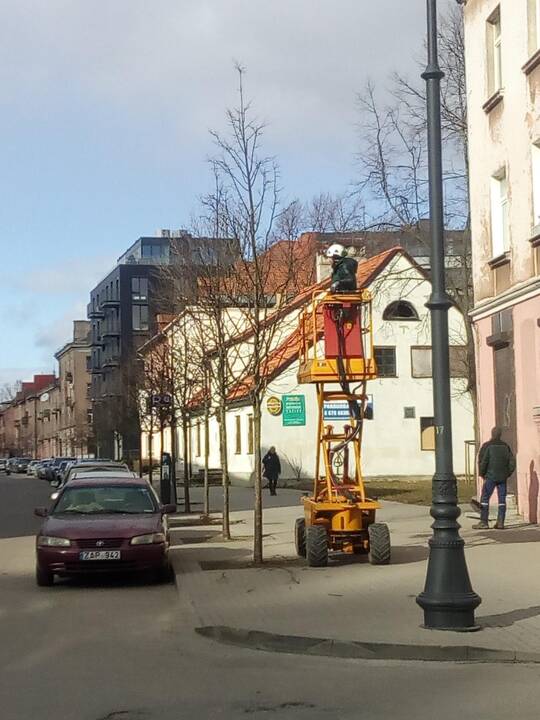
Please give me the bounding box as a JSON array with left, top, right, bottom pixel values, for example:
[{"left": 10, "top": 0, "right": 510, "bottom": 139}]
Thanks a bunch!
[{"left": 294, "top": 289, "right": 391, "bottom": 567}]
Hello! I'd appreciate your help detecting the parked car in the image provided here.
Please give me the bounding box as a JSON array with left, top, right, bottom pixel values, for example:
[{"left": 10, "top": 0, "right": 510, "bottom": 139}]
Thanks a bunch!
[
  {"left": 14, "top": 458, "right": 32, "bottom": 473},
  {"left": 27, "top": 460, "right": 41, "bottom": 476},
  {"left": 55, "top": 462, "right": 131, "bottom": 489},
  {"left": 7, "top": 458, "right": 19, "bottom": 473},
  {"left": 34, "top": 476, "right": 176, "bottom": 586},
  {"left": 37, "top": 460, "right": 53, "bottom": 480},
  {"left": 50, "top": 466, "right": 135, "bottom": 500},
  {"left": 0, "top": 459, "right": 10, "bottom": 475},
  {"left": 44, "top": 458, "right": 76, "bottom": 483}
]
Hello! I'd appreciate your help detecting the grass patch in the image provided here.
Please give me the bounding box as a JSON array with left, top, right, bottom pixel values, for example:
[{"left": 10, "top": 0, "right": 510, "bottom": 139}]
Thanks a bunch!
[{"left": 364, "top": 478, "right": 476, "bottom": 506}]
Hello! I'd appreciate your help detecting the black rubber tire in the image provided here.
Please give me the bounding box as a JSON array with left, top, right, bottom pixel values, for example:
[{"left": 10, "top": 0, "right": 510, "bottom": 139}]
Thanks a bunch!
[
  {"left": 294, "top": 518, "right": 306, "bottom": 558},
  {"left": 306, "top": 525, "right": 328, "bottom": 567},
  {"left": 368, "top": 523, "right": 391, "bottom": 565},
  {"left": 36, "top": 566, "right": 54, "bottom": 587},
  {"left": 155, "top": 563, "right": 174, "bottom": 584}
]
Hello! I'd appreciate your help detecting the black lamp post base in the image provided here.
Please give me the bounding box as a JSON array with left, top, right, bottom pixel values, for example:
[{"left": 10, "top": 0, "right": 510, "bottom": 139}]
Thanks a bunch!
[
  {"left": 416, "top": 535, "right": 482, "bottom": 632},
  {"left": 417, "top": 594, "right": 482, "bottom": 632}
]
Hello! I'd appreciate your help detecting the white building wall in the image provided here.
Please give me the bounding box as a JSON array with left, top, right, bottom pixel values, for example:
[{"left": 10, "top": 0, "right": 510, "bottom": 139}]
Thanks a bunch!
[{"left": 142, "top": 254, "right": 475, "bottom": 484}]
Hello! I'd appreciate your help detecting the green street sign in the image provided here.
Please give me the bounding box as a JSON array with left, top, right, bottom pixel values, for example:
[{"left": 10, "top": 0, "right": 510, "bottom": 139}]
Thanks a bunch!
[{"left": 282, "top": 394, "right": 306, "bottom": 426}]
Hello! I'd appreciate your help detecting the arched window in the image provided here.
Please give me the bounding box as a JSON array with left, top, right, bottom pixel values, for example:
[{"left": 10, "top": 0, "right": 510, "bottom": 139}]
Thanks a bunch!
[{"left": 383, "top": 300, "right": 419, "bottom": 321}]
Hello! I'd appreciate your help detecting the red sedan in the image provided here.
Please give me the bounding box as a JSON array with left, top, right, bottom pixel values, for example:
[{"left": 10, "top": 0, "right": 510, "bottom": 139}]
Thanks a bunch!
[{"left": 34, "top": 476, "right": 176, "bottom": 586}]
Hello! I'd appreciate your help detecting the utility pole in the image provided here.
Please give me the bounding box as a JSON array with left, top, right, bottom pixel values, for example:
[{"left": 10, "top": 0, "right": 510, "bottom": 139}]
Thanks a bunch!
[{"left": 416, "top": 0, "right": 481, "bottom": 630}]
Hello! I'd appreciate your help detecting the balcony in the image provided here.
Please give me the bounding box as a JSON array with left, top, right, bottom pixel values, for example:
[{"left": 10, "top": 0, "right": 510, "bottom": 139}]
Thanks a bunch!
[
  {"left": 102, "top": 327, "right": 120, "bottom": 339},
  {"left": 101, "top": 298, "right": 120, "bottom": 308},
  {"left": 87, "top": 302, "right": 105, "bottom": 319},
  {"left": 102, "top": 356, "right": 120, "bottom": 368},
  {"left": 91, "top": 367, "right": 103, "bottom": 375}
]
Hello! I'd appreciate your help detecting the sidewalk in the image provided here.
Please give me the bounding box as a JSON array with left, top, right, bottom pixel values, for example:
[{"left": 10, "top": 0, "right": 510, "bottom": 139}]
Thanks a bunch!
[{"left": 169, "top": 492, "right": 540, "bottom": 662}]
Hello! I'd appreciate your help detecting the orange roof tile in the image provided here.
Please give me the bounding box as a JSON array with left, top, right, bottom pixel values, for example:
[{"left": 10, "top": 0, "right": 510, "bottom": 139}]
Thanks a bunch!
[{"left": 225, "top": 246, "right": 404, "bottom": 404}]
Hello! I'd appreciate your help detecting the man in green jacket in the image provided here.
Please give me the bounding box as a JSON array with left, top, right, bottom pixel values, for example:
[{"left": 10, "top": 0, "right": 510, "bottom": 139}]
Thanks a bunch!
[
  {"left": 326, "top": 244, "right": 358, "bottom": 293},
  {"left": 473, "top": 427, "right": 516, "bottom": 530}
]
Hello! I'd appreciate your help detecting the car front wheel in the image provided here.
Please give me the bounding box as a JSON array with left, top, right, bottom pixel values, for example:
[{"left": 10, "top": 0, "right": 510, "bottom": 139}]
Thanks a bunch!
[{"left": 36, "top": 566, "right": 54, "bottom": 587}]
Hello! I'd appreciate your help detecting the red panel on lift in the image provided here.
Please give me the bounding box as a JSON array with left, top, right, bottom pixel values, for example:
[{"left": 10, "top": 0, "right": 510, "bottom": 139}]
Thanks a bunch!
[{"left": 323, "top": 304, "right": 364, "bottom": 358}]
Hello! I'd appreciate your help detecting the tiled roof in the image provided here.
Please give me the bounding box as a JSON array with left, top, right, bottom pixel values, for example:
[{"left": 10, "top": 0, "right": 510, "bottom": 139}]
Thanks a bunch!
[{"left": 225, "top": 246, "right": 404, "bottom": 403}]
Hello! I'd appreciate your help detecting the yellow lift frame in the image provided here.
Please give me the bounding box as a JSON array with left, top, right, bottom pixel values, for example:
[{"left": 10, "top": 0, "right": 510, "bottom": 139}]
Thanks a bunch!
[{"left": 294, "top": 289, "right": 391, "bottom": 567}]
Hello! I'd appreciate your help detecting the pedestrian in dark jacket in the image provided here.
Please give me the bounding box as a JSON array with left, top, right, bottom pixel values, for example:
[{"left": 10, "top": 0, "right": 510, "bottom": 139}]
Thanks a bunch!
[
  {"left": 262, "top": 447, "right": 281, "bottom": 496},
  {"left": 473, "top": 427, "right": 516, "bottom": 530}
]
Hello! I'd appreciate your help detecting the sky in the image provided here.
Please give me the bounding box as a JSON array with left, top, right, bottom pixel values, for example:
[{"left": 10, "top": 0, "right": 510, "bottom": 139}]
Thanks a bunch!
[{"left": 0, "top": 0, "right": 452, "bottom": 387}]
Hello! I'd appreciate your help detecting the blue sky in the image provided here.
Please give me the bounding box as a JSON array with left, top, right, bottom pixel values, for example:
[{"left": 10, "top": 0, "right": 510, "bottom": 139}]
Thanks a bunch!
[{"left": 0, "top": 0, "right": 450, "bottom": 386}]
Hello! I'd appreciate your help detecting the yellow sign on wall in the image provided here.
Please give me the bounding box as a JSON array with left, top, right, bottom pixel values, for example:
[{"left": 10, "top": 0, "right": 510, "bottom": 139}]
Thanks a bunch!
[{"left": 266, "top": 396, "right": 283, "bottom": 416}]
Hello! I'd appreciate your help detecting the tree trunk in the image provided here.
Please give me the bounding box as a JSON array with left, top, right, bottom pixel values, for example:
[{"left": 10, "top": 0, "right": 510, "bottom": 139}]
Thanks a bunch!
[
  {"left": 171, "top": 414, "right": 178, "bottom": 506},
  {"left": 253, "top": 395, "right": 263, "bottom": 565},
  {"left": 203, "top": 401, "right": 210, "bottom": 518},
  {"left": 182, "top": 416, "right": 191, "bottom": 513},
  {"left": 148, "top": 413, "right": 153, "bottom": 484},
  {"left": 218, "top": 401, "right": 231, "bottom": 540}
]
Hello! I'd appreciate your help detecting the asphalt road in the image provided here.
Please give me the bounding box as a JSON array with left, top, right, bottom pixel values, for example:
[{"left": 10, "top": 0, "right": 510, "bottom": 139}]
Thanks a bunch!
[{"left": 1, "top": 473, "right": 540, "bottom": 720}]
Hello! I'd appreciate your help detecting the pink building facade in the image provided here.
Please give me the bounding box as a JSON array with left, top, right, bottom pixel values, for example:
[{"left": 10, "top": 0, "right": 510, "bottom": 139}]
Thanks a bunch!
[{"left": 464, "top": 0, "right": 540, "bottom": 520}]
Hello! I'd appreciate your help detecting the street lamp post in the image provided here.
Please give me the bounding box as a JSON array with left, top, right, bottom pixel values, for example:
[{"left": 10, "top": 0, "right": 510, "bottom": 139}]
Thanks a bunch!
[{"left": 415, "top": 0, "right": 481, "bottom": 631}]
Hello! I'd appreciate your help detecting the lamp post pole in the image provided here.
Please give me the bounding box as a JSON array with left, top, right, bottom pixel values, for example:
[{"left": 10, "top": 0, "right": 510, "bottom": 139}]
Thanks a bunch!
[{"left": 415, "top": 0, "right": 481, "bottom": 631}]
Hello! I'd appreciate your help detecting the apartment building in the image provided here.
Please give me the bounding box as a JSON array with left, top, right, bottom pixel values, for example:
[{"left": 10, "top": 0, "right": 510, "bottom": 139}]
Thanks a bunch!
[
  {"left": 89, "top": 230, "right": 233, "bottom": 461},
  {"left": 463, "top": 0, "right": 540, "bottom": 519},
  {"left": 54, "top": 320, "right": 93, "bottom": 457}
]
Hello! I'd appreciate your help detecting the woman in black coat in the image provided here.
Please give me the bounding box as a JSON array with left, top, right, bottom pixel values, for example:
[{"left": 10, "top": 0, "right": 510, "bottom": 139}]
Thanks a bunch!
[{"left": 262, "top": 446, "right": 281, "bottom": 496}]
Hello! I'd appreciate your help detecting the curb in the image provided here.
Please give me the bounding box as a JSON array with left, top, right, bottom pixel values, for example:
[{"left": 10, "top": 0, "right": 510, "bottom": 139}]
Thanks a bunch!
[{"left": 195, "top": 626, "right": 540, "bottom": 664}]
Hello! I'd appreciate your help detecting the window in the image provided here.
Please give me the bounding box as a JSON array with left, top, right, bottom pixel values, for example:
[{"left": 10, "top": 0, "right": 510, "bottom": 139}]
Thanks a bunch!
[
  {"left": 196, "top": 421, "right": 201, "bottom": 457},
  {"left": 87, "top": 409, "right": 93, "bottom": 425},
  {"left": 374, "top": 347, "right": 397, "bottom": 377},
  {"left": 86, "top": 355, "right": 91, "bottom": 371},
  {"left": 490, "top": 170, "right": 509, "bottom": 257},
  {"left": 86, "top": 383, "right": 91, "bottom": 399},
  {"left": 532, "top": 143, "right": 540, "bottom": 230},
  {"left": 383, "top": 301, "right": 419, "bottom": 321},
  {"left": 404, "top": 407, "right": 416, "bottom": 419},
  {"left": 235, "top": 415, "right": 242, "bottom": 454},
  {"left": 487, "top": 8, "right": 502, "bottom": 96},
  {"left": 142, "top": 243, "right": 167, "bottom": 259},
  {"left": 247, "top": 414, "right": 254, "bottom": 455},
  {"left": 411, "top": 346, "right": 468, "bottom": 379},
  {"left": 132, "top": 305, "right": 149, "bottom": 331},
  {"left": 528, "top": 0, "right": 540, "bottom": 54},
  {"left": 132, "top": 277, "right": 148, "bottom": 301},
  {"left": 420, "top": 417, "right": 436, "bottom": 451}
]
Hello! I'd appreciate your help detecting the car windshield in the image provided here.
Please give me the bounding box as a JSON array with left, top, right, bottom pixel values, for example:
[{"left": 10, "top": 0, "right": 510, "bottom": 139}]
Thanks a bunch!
[{"left": 54, "top": 486, "right": 157, "bottom": 515}]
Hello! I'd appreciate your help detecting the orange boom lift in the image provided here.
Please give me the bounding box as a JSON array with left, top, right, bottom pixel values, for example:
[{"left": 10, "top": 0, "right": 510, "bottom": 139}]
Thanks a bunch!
[{"left": 294, "top": 289, "right": 391, "bottom": 567}]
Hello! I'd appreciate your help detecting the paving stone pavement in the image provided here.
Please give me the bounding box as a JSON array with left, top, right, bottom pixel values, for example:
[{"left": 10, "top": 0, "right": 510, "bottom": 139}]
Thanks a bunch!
[{"left": 168, "top": 495, "right": 540, "bottom": 659}]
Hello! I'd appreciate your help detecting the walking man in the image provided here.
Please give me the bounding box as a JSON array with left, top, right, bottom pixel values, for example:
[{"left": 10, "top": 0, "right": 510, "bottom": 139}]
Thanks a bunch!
[
  {"left": 262, "top": 446, "right": 281, "bottom": 496},
  {"left": 473, "top": 427, "right": 516, "bottom": 530}
]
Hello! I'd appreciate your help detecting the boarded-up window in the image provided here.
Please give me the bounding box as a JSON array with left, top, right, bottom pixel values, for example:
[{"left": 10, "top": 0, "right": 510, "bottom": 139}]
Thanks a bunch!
[
  {"left": 420, "top": 417, "right": 436, "bottom": 451},
  {"left": 235, "top": 415, "right": 242, "bottom": 454},
  {"left": 247, "top": 414, "right": 254, "bottom": 455},
  {"left": 411, "top": 346, "right": 468, "bottom": 378}
]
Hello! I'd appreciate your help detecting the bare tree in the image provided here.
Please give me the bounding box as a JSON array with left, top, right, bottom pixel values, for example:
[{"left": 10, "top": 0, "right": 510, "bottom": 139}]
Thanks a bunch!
[
  {"left": 0, "top": 381, "right": 21, "bottom": 404},
  {"left": 209, "top": 64, "right": 300, "bottom": 563},
  {"left": 355, "top": 5, "right": 477, "bottom": 437}
]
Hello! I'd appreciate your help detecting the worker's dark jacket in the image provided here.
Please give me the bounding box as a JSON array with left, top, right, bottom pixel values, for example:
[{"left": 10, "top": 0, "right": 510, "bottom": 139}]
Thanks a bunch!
[
  {"left": 262, "top": 452, "right": 281, "bottom": 480},
  {"left": 331, "top": 257, "right": 358, "bottom": 292},
  {"left": 478, "top": 439, "right": 516, "bottom": 484}
]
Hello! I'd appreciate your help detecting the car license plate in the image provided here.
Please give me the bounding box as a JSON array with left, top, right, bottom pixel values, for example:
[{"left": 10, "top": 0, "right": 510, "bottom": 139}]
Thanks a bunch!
[{"left": 79, "top": 550, "right": 121, "bottom": 561}]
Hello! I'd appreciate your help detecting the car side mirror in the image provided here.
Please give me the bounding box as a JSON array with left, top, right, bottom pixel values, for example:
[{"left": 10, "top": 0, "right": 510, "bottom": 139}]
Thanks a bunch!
[
  {"left": 161, "top": 504, "right": 177, "bottom": 514},
  {"left": 34, "top": 507, "right": 48, "bottom": 517}
]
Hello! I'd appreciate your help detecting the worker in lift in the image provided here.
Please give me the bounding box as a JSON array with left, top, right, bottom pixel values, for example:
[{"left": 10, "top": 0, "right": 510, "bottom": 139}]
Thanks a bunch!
[{"left": 326, "top": 244, "right": 358, "bottom": 293}]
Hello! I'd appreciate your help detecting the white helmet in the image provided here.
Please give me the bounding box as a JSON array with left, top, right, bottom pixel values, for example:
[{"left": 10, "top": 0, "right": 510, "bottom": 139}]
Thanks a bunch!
[{"left": 325, "top": 243, "right": 346, "bottom": 259}]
